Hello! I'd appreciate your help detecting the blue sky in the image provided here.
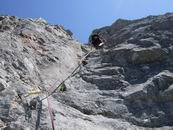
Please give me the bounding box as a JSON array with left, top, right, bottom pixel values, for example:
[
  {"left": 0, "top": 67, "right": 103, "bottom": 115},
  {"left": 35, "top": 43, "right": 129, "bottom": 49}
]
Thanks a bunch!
[{"left": 0, "top": 0, "right": 173, "bottom": 43}]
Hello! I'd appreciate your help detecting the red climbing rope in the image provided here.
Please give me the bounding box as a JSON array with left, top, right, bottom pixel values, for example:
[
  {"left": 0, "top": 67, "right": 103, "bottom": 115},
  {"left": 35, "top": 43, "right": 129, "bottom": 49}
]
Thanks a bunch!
[{"left": 47, "top": 96, "right": 55, "bottom": 130}]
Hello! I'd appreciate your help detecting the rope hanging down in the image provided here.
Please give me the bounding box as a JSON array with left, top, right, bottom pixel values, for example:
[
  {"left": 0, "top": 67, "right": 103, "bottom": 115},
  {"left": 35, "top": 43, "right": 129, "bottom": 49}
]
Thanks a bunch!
[
  {"left": 47, "top": 96, "right": 55, "bottom": 130},
  {"left": 40, "top": 49, "right": 94, "bottom": 101},
  {"left": 34, "top": 49, "right": 94, "bottom": 130}
]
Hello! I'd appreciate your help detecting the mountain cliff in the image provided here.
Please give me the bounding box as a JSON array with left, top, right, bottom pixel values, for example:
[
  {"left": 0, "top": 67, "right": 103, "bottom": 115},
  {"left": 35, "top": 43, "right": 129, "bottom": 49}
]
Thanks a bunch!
[{"left": 1, "top": 13, "right": 173, "bottom": 130}]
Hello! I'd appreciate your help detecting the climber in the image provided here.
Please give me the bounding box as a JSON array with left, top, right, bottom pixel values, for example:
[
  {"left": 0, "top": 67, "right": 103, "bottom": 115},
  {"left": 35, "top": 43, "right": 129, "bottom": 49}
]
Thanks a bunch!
[{"left": 89, "top": 33, "right": 105, "bottom": 49}]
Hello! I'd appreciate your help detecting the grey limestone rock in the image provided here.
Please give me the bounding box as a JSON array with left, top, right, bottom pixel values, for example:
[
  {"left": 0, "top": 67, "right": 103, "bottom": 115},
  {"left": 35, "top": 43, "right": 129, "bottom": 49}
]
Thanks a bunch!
[{"left": 1, "top": 13, "right": 173, "bottom": 130}]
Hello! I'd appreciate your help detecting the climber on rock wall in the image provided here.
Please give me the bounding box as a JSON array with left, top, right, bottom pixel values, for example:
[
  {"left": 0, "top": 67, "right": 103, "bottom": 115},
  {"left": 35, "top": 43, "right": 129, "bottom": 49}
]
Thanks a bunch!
[{"left": 89, "top": 33, "right": 105, "bottom": 49}]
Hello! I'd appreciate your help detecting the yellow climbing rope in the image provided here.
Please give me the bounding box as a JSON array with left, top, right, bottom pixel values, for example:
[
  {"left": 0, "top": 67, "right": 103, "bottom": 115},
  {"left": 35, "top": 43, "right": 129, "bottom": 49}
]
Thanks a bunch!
[{"left": 25, "top": 87, "right": 43, "bottom": 98}]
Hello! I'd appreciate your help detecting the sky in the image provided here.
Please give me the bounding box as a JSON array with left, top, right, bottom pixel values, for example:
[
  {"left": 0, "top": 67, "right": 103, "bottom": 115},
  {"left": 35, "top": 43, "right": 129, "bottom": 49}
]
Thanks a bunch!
[{"left": 0, "top": 0, "right": 173, "bottom": 43}]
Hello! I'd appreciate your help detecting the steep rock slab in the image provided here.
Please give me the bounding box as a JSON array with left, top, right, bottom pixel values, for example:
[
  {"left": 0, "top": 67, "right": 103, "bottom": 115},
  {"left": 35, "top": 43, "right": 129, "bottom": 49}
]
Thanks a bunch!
[
  {"left": 0, "top": 15, "right": 82, "bottom": 130},
  {"left": 1, "top": 12, "right": 173, "bottom": 130},
  {"left": 55, "top": 12, "right": 173, "bottom": 129}
]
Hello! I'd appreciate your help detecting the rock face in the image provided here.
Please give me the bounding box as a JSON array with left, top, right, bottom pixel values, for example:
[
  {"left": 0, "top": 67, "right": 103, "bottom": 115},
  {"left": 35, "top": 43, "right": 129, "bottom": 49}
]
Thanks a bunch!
[
  {"left": 1, "top": 13, "right": 173, "bottom": 130},
  {"left": 0, "top": 15, "right": 82, "bottom": 129}
]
